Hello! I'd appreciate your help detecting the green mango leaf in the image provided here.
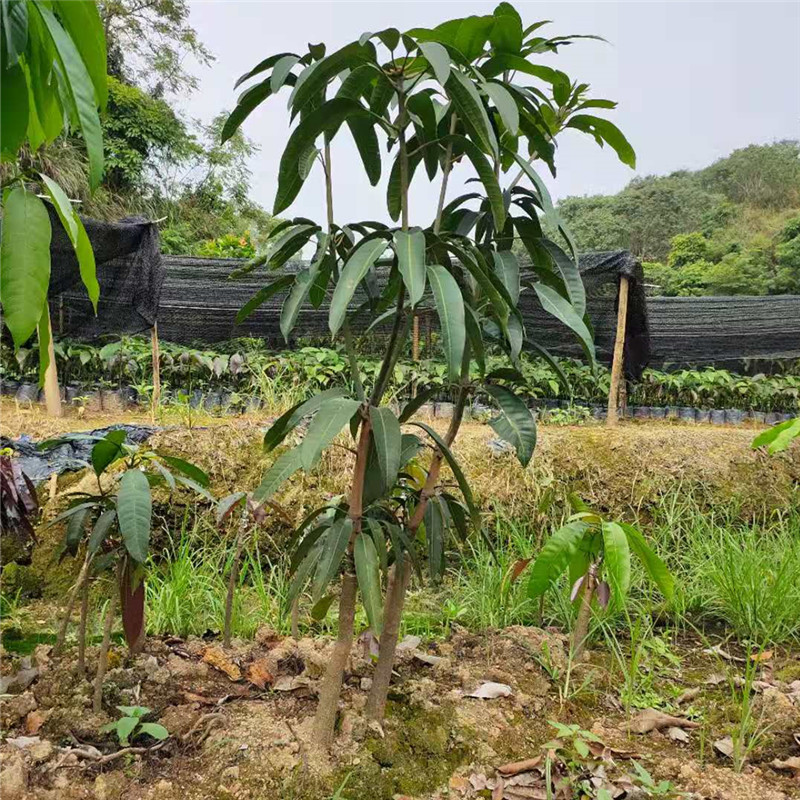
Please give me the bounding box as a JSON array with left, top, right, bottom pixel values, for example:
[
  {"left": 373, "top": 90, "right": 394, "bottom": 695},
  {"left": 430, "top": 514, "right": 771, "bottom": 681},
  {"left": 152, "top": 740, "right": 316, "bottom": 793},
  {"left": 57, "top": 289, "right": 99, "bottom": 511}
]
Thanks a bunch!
[
  {"left": 280, "top": 244, "right": 326, "bottom": 340},
  {"left": 287, "top": 538, "right": 323, "bottom": 607},
  {"left": 88, "top": 508, "right": 116, "bottom": 554},
  {"left": 300, "top": 398, "right": 361, "bottom": 470},
  {"left": 2, "top": 0, "right": 29, "bottom": 67},
  {"left": 601, "top": 521, "right": 631, "bottom": 605},
  {"left": 618, "top": 522, "right": 674, "bottom": 602},
  {"left": 310, "top": 593, "right": 336, "bottom": 621},
  {"left": 464, "top": 305, "right": 486, "bottom": 376},
  {"left": 485, "top": 384, "right": 536, "bottom": 467},
  {"left": 36, "top": 4, "right": 103, "bottom": 188},
  {"left": 419, "top": 41, "right": 450, "bottom": 85},
  {"left": 443, "top": 135, "right": 505, "bottom": 230},
  {"left": 91, "top": 429, "right": 127, "bottom": 476},
  {"left": 354, "top": 532, "right": 383, "bottom": 634},
  {"left": 489, "top": 4, "right": 523, "bottom": 53},
  {"left": 0, "top": 59, "right": 28, "bottom": 158},
  {"left": 427, "top": 265, "right": 465, "bottom": 382},
  {"left": 492, "top": 250, "right": 520, "bottom": 304},
  {"left": 481, "top": 53, "right": 569, "bottom": 91},
  {"left": 532, "top": 283, "right": 596, "bottom": 365},
  {"left": 394, "top": 228, "right": 427, "bottom": 307},
  {"left": 566, "top": 114, "right": 636, "bottom": 168},
  {"left": 233, "top": 52, "right": 297, "bottom": 90},
  {"left": 117, "top": 469, "right": 152, "bottom": 563},
  {"left": 65, "top": 504, "right": 90, "bottom": 555},
  {"left": 541, "top": 239, "right": 585, "bottom": 319},
  {"left": 271, "top": 54, "right": 300, "bottom": 93},
  {"left": 424, "top": 496, "right": 446, "bottom": 581},
  {"left": 527, "top": 522, "right": 587, "bottom": 599},
  {"left": 399, "top": 433, "right": 422, "bottom": 466},
  {"left": 157, "top": 455, "right": 210, "bottom": 488},
  {"left": 55, "top": 0, "right": 107, "bottom": 108},
  {"left": 329, "top": 237, "right": 387, "bottom": 335},
  {"left": 482, "top": 80, "right": 519, "bottom": 134},
  {"left": 752, "top": 417, "right": 800, "bottom": 454},
  {"left": 445, "top": 69, "right": 497, "bottom": 158},
  {"left": 252, "top": 447, "right": 303, "bottom": 502},
  {"left": 237, "top": 275, "right": 295, "bottom": 324},
  {"left": 115, "top": 715, "right": 139, "bottom": 746},
  {"left": 313, "top": 517, "right": 353, "bottom": 601},
  {"left": 398, "top": 386, "right": 438, "bottom": 423},
  {"left": 370, "top": 406, "right": 402, "bottom": 489},
  {"left": 263, "top": 388, "right": 352, "bottom": 452},
  {"left": 40, "top": 174, "right": 98, "bottom": 311},
  {"left": 0, "top": 187, "right": 51, "bottom": 348},
  {"left": 221, "top": 79, "right": 272, "bottom": 143}
]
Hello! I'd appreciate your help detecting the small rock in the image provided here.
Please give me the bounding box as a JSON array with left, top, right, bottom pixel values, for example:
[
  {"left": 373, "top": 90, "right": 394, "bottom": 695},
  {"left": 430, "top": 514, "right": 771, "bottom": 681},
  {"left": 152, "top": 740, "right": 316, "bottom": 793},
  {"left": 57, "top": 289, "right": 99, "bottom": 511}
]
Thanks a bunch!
[
  {"left": 0, "top": 752, "right": 27, "bottom": 800},
  {"left": 24, "top": 710, "right": 46, "bottom": 735},
  {"left": 759, "top": 687, "right": 797, "bottom": 725},
  {"left": 29, "top": 740, "right": 54, "bottom": 763},
  {"left": 360, "top": 677, "right": 373, "bottom": 691},
  {"left": 220, "top": 765, "right": 240, "bottom": 784},
  {"left": 33, "top": 645, "right": 52, "bottom": 670},
  {"left": 153, "top": 779, "right": 174, "bottom": 797},
  {"left": 1, "top": 691, "right": 37, "bottom": 728}
]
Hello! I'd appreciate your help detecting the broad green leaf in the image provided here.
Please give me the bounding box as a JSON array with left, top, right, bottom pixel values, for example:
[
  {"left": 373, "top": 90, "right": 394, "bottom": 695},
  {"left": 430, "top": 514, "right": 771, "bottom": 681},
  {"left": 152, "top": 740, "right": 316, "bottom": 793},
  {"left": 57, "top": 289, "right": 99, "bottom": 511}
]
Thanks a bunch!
[
  {"left": 566, "top": 115, "right": 636, "bottom": 168},
  {"left": 116, "top": 715, "right": 139, "bottom": 746},
  {"left": 2, "top": 0, "right": 28, "bottom": 66},
  {"left": 0, "top": 187, "right": 51, "bottom": 347},
  {"left": 271, "top": 54, "right": 300, "bottom": 92},
  {"left": 117, "top": 469, "right": 152, "bottom": 563},
  {"left": 541, "top": 239, "right": 585, "bottom": 318},
  {"left": 138, "top": 723, "right": 169, "bottom": 741},
  {"left": 444, "top": 135, "right": 505, "bottom": 230},
  {"left": 263, "top": 388, "right": 352, "bottom": 451},
  {"left": 365, "top": 518, "right": 388, "bottom": 571},
  {"left": 157, "top": 455, "right": 210, "bottom": 488},
  {"left": 398, "top": 386, "right": 438, "bottom": 423},
  {"left": 533, "top": 283, "right": 595, "bottom": 364},
  {"left": 354, "top": 533, "right": 383, "bottom": 634},
  {"left": 510, "top": 152, "right": 557, "bottom": 229},
  {"left": 265, "top": 223, "right": 319, "bottom": 269},
  {"left": 601, "top": 521, "right": 631, "bottom": 605},
  {"left": 424, "top": 496, "right": 446, "bottom": 581},
  {"left": 91, "top": 429, "right": 127, "bottom": 476},
  {"left": 492, "top": 250, "right": 520, "bottom": 304},
  {"left": 329, "top": 237, "right": 387, "bottom": 335},
  {"left": 752, "top": 417, "right": 800, "bottom": 454},
  {"left": 411, "top": 422, "right": 479, "bottom": 530},
  {"left": 394, "top": 229, "right": 427, "bottom": 307},
  {"left": 253, "top": 447, "right": 302, "bottom": 502},
  {"left": 490, "top": 4, "right": 523, "bottom": 53},
  {"left": 619, "top": 522, "right": 674, "bottom": 602},
  {"left": 386, "top": 142, "right": 422, "bottom": 221},
  {"left": 37, "top": 4, "right": 103, "bottom": 189},
  {"left": 371, "top": 406, "right": 402, "bottom": 488},
  {"left": 289, "top": 41, "right": 374, "bottom": 118},
  {"left": 527, "top": 522, "right": 587, "bottom": 599},
  {"left": 445, "top": 69, "right": 497, "bottom": 158},
  {"left": 221, "top": 79, "right": 272, "bottom": 143},
  {"left": 275, "top": 98, "right": 372, "bottom": 215},
  {"left": 399, "top": 433, "right": 422, "bottom": 466},
  {"left": 40, "top": 174, "right": 98, "bottom": 310},
  {"left": 236, "top": 275, "right": 295, "bottom": 324},
  {"left": 313, "top": 517, "right": 353, "bottom": 601},
  {"left": 55, "top": 0, "right": 107, "bottom": 108},
  {"left": 485, "top": 385, "right": 536, "bottom": 467},
  {"left": 0, "top": 59, "right": 28, "bottom": 158},
  {"left": 88, "top": 509, "right": 116, "bottom": 554},
  {"left": 300, "top": 398, "right": 361, "bottom": 470},
  {"left": 65, "top": 505, "right": 89, "bottom": 555},
  {"left": 280, "top": 250, "right": 325, "bottom": 340},
  {"left": 234, "top": 52, "right": 297, "bottom": 90},
  {"left": 427, "top": 265, "right": 465, "bottom": 382},
  {"left": 481, "top": 53, "right": 569, "bottom": 91},
  {"left": 288, "top": 538, "right": 323, "bottom": 606},
  {"left": 310, "top": 594, "right": 336, "bottom": 620},
  {"left": 483, "top": 81, "right": 519, "bottom": 134},
  {"left": 419, "top": 41, "right": 450, "bottom": 85}
]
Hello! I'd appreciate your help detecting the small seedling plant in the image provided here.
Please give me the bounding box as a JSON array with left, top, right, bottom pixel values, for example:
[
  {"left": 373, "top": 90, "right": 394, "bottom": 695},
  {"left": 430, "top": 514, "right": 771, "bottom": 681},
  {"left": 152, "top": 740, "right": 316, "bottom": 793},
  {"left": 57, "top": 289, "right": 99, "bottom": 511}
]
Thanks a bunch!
[
  {"left": 523, "top": 499, "right": 674, "bottom": 657},
  {"left": 101, "top": 705, "right": 169, "bottom": 747},
  {"left": 222, "top": 2, "right": 636, "bottom": 747},
  {"left": 42, "top": 429, "right": 211, "bottom": 708}
]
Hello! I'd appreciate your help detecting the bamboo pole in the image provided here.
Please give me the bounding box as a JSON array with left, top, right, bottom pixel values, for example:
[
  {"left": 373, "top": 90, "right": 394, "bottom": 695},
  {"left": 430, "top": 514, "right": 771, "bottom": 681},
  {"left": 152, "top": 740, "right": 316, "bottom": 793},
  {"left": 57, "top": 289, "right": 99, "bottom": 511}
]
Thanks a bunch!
[
  {"left": 606, "top": 275, "right": 630, "bottom": 427},
  {"left": 42, "top": 306, "right": 62, "bottom": 417},
  {"left": 151, "top": 323, "right": 161, "bottom": 412}
]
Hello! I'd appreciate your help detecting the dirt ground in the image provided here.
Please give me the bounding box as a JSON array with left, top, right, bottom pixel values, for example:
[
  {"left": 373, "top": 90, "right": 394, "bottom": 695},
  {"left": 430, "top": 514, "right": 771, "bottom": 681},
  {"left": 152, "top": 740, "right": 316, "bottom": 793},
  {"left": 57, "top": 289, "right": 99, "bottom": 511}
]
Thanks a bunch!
[{"left": 1, "top": 626, "right": 799, "bottom": 799}]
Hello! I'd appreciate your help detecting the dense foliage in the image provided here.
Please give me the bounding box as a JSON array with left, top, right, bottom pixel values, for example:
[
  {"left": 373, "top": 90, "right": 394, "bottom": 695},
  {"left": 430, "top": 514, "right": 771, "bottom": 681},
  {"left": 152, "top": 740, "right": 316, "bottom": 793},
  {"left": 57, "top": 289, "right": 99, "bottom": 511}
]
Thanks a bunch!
[
  {"left": 5, "top": 336, "right": 797, "bottom": 415},
  {"left": 550, "top": 141, "right": 800, "bottom": 296}
]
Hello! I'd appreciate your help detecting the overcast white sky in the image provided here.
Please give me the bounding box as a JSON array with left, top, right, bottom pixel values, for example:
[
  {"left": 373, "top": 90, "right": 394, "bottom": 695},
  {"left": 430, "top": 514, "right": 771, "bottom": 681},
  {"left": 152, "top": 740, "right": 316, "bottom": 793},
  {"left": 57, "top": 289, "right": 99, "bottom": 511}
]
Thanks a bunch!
[{"left": 178, "top": 1, "right": 800, "bottom": 227}]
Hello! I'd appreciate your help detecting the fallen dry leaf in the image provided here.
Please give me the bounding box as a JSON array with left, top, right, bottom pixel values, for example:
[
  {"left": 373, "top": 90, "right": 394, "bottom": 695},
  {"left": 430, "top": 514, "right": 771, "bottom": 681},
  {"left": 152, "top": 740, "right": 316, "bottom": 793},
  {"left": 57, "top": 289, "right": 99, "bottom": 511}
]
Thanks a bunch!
[
  {"left": 771, "top": 756, "right": 800, "bottom": 777},
  {"left": 24, "top": 710, "right": 45, "bottom": 735},
  {"left": 751, "top": 649, "right": 773, "bottom": 662},
  {"left": 704, "top": 672, "right": 727, "bottom": 686},
  {"left": 676, "top": 687, "right": 700, "bottom": 705},
  {"left": 448, "top": 774, "right": 470, "bottom": 793},
  {"left": 202, "top": 647, "right": 242, "bottom": 681},
  {"left": 497, "top": 756, "right": 543, "bottom": 776},
  {"left": 703, "top": 644, "right": 745, "bottom": 663},
  {"left": 245, "top": 658, "right": 274, "bottom": 689},
  {"left": 182, "top": 691, "right": 216, "bottom": 706},
  {"left": 714, "top": 736, "right": 734, "bottom": 758},
  {"left": 466, "top": 681, "right": 513, "bottom": 699},
  {"left": 272, "top": 675, "right": 310, "bottom": 692},
  {"left": 627, "top": 709, "right": 700, "bottom": 734},
  {"left": 667, "top": 726, "right": 690, "bottom": 743}
]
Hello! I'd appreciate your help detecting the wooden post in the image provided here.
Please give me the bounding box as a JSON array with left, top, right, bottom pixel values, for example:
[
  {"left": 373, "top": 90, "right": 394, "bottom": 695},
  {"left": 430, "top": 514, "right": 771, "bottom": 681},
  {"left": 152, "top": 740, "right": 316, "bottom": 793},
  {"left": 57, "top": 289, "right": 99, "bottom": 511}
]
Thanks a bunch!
[
  {"left": 151, "top": 323, "right": 161, "bottom": 412},
  {"left": 606, "top": 275, "right": 630, "bottom": 427},
  {"left": 41, "top": 306, "right": 62, "bottom": 417}
]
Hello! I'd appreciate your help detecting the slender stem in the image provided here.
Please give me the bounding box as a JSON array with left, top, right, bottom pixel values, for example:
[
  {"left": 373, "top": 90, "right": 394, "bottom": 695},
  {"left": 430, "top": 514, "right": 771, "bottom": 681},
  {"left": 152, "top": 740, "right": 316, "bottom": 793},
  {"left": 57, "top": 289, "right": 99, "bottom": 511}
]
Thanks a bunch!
[
  {"left": 433, "top": 114, "right": 459, "bottom": 235},
  {"left": 398, "top": 90, "right": 410, "bottom": 232},
  {"left": 93, "top": 576, "right": 119, "bottom": 713},
  {"left": 370, "top": 285, "right": 408, "bottom": 406},
  {"left": 343, "top": 324, "right": 367, "bottom": 402},
  {"left": 77, "top": 565, "right": 91, "bottom": 675},
  {"left": 55, "top": 551, "right": 92, "bottom": 655},
  {"left": 572, "top": 562, "right": 597, "bottom": 660},
  {"left": 223, "top": 509, "right": 249, "bottom": 648}
]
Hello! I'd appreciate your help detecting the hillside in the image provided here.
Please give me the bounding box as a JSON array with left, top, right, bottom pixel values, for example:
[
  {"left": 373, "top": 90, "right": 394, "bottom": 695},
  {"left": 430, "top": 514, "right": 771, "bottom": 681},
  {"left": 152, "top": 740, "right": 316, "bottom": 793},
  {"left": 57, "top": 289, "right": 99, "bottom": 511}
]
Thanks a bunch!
[{"left": 551, "top": 140, "right": 800, "bottom": 296}]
